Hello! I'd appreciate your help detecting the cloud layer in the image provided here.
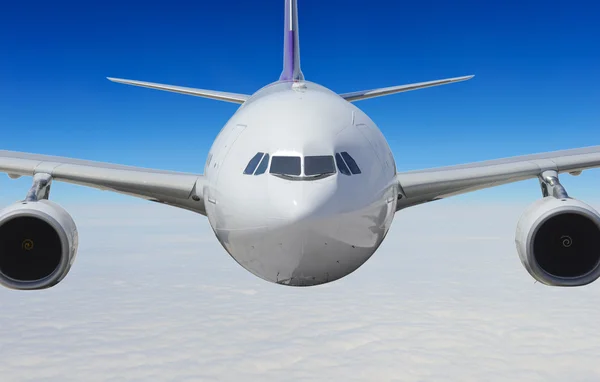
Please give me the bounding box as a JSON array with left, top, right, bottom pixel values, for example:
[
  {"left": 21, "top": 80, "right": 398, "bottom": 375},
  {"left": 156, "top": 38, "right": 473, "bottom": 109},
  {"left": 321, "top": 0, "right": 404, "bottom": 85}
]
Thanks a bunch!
[{"left": 1, "top": 200, "right": 600, "bottom": 381}]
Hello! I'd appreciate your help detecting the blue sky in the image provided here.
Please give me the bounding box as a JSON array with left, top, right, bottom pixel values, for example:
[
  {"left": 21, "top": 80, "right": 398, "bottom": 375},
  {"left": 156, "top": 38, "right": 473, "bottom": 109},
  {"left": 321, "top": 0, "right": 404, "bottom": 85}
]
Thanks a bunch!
[{"left": 0, "top": 0, "right": 599, "bottom": 203}]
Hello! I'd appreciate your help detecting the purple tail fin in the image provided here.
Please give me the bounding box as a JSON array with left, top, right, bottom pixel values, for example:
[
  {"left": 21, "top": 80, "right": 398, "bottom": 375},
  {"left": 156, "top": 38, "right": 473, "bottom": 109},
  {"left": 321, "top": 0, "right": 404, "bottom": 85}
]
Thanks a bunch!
[{"left": 279, "top": 0, "right": 304, "bottom": 82}]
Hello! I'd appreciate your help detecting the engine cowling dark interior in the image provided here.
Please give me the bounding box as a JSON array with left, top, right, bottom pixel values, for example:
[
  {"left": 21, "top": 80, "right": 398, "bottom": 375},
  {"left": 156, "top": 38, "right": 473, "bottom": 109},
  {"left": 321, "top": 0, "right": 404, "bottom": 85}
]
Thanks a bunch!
[
  {"left": 0, "top": 216, "right": 62, "bottom": 281},
  {"left": 533, "top": 213, "right": 600, "bottom": 278}
]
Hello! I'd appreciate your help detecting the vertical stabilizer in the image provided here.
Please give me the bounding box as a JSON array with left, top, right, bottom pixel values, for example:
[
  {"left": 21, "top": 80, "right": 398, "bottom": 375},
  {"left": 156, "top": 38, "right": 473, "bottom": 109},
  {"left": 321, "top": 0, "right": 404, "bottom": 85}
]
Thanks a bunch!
[{"left": 279, "top": 0, "right": 304, "bottom": 81}]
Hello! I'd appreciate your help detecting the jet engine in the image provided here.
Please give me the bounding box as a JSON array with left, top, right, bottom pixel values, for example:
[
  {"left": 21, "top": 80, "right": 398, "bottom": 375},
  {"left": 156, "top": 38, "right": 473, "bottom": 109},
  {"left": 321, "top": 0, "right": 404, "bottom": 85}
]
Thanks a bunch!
[
  {"left": 0, "top": 200, "right": 78, "bottom": 290},
  {"left": 516, "top": 196, "right": 600, "bottom": 286}
]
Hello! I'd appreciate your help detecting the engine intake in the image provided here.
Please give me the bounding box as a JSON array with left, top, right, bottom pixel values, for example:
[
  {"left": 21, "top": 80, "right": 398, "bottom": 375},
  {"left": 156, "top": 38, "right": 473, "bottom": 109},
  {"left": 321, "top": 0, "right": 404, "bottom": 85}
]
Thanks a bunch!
[
  {"left": 516, "top": 197, "right": 600, "bottom": 286},
  {"left": 0, "top": 200, "right": 78, "bottom": 290}
]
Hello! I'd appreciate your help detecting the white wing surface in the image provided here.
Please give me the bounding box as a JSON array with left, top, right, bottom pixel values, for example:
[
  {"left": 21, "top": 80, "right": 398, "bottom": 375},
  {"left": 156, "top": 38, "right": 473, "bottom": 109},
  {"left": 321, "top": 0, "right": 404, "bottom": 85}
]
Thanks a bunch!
[
  {"left": 396, "top": 145, "right": 600, "bottom": 209},
  {"left": 0, "top": 150, "right": 206, "bottom": 214}
]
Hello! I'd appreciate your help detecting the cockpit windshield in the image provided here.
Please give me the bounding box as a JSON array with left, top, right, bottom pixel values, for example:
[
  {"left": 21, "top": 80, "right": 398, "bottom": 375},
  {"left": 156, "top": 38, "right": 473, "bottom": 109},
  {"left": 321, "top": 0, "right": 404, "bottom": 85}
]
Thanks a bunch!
[
  {"left": 270, "top": 156, "right": 301, "bottom": 176},
  {"left": 304, "top": 156, "right": 335, "bottom": 176},
  {"left": 245, "top": 152, "right": 358, "bottom": 180},
  {"left": 243, "top": 152, "right": 264, "bottom": 175},
  {"left": 254, "top": 153, "right": 269, "bottom": 175},
  {"left": 340, "top": 152, "right": 361, "bottom": 175}
]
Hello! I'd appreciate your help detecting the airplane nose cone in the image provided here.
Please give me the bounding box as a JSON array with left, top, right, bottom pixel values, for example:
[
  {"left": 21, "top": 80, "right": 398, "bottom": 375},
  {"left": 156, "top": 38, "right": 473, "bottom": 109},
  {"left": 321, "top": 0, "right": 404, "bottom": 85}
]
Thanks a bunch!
[
  {"left": 250, "top": 176, "right": 375, "bottom": 286},
  {"left": 268, "top": 177, "right": 337, "bottom": 224},
  {"left": 215, "top": 175, "right": 391, "bottom": 287}
]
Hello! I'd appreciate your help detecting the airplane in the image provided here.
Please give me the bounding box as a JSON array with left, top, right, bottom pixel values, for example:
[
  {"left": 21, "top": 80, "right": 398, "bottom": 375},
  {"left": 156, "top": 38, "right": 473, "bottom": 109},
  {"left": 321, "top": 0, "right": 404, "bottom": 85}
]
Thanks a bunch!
[{"left": 1, "top": 0, "right": 600, "bottom": 290}]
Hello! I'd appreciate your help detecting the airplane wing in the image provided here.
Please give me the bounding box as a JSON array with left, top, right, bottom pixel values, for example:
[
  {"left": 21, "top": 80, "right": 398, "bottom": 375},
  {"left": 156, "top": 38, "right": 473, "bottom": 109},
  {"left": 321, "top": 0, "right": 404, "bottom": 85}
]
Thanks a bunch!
[
  {"left": 339, "top": 75, "right": 474, "bottom": 102},
  {"left": 396, "top": 145, "right": 600, "bottom": 210},
  {"left": 0, "top": 150, "right": 207, "bottom": 215}
]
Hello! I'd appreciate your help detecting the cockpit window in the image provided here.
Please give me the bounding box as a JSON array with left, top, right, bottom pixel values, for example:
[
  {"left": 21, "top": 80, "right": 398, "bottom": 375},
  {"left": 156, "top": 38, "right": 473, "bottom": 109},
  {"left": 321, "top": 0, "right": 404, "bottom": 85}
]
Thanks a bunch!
[
  {"left": 243, "top": 152, "right": 264, "bottom": 175},
  {"left": 341, "top": 152, "right": 361, "bottom": 174},
  {"left": 249, "top": 152, "right": 358, "bottom": 178},
  {"left": 335, "top": 153, "right": 351, "bottom": 176},
  {"left": 270, "top": 156, "right": 301, "bottom": 176},
  {"left": 254, "top": 153, "right": 269, "bottom": 175},
  {"left": 305, "top": 156, "right": 335, "bottom": 176}
]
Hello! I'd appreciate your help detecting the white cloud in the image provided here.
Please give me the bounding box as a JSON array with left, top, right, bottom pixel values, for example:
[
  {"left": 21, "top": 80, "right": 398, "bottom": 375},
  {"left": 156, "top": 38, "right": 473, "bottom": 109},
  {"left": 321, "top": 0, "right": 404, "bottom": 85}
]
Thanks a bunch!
[{"left": 1, "top": 200, "right": 600, "bottom": 381}]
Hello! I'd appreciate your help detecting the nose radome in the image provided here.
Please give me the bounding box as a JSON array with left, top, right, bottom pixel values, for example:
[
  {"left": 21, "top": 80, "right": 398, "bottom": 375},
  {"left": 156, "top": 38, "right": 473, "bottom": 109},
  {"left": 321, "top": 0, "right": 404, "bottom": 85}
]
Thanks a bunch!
[
  {"left": 260, "top": 180, "right": 340, "bottom": 286},
  {"left": 222, "top": 174, "right": 384, "bottom": 287},
  {"left": 269, "top": 178, "right": 338, "bottom": 225}
]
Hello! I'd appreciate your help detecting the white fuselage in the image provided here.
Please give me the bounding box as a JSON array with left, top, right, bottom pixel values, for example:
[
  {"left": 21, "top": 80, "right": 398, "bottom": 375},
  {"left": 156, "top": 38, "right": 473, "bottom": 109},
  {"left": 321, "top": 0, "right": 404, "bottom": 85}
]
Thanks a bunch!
[{"left": 203, "top": 81, "right": 398, "bottom": 286}]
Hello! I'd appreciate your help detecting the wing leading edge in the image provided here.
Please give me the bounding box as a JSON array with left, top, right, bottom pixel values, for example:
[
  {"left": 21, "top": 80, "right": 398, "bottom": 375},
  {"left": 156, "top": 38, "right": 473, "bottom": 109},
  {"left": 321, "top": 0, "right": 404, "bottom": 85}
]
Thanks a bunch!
[
  {"left": 396, "top": 145, "right": 600, "bottom": 210},
  {"left": 0, "top": 150, "right": 207, "bottom": 215}
]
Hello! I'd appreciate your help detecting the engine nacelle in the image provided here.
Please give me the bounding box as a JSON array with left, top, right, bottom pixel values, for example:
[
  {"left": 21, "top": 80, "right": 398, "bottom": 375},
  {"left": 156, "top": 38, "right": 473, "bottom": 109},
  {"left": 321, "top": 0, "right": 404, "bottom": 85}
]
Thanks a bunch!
[
  {"left": 516, "top": 197, "right": 600, "bottom": 286},
  {"left": 0, "top": 200, "right": 78, "bottom": 290}
]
